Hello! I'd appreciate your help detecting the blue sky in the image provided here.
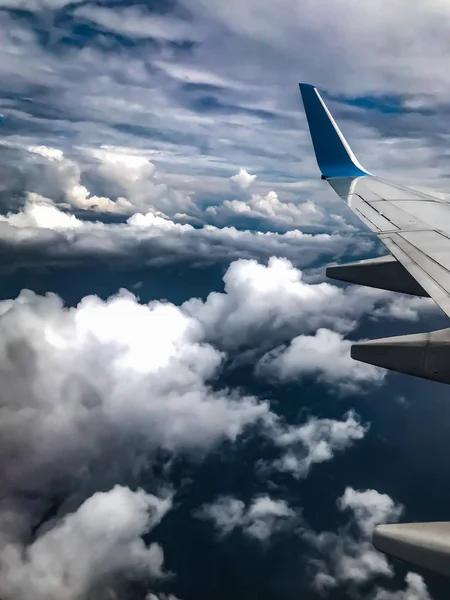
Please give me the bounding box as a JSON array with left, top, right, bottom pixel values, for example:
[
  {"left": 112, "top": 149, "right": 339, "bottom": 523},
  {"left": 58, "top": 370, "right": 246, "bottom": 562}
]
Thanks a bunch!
[{"left": 1, "top": 1, "right": 450, "bottom": 600}]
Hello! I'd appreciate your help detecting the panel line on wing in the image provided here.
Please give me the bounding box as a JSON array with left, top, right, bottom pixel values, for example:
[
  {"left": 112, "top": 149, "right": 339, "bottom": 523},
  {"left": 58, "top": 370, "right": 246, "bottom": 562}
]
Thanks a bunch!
[
  {"left": 348, "top": 195, "right": 400, "bottom": 232},
  {"left": 376, "top": 228, "right": 434, "bottom": 235},
  {"left": 353, "top": 207, "right": 385, "bottom": 231},
  {"left": 359, "top": 196, "right": 398, "bottom": 228}
]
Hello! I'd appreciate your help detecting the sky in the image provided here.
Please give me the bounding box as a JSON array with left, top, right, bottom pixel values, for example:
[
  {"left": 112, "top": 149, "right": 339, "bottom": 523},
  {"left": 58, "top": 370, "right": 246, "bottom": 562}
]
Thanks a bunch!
[{"left": 2, "top": 1, "right": 450, "bottom": 600}]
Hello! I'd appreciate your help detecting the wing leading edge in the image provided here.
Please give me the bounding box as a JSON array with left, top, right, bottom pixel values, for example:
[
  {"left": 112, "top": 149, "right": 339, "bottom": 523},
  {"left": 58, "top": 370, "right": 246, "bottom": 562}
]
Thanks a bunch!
[{"left": 300, "top": 83, "right": 450, "bottom": 579}]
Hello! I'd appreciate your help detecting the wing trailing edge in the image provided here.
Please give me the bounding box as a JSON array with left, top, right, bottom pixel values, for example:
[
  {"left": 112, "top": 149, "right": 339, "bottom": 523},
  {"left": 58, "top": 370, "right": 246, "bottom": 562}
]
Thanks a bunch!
[
  {"left": 351, "top": 327, "right": 450, "bottom": 385},
  {"left": 326, "top": 255, "right": 429, "bottom": 297},
  {"left": 373, "top": 522, "right": 450, "bottom": 578}
]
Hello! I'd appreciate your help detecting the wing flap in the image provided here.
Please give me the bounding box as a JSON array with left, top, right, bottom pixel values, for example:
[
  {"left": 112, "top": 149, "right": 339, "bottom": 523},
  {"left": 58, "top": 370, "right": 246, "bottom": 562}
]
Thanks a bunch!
[{"left": 381, "top": 231, "right": 450, "bottom": 316}]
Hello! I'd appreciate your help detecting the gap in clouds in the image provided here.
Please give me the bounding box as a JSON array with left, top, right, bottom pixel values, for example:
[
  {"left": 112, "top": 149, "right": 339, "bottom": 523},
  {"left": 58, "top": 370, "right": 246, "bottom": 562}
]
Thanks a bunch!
[{"left": 0, "top": 262, "right": 227, "bottom": 305}]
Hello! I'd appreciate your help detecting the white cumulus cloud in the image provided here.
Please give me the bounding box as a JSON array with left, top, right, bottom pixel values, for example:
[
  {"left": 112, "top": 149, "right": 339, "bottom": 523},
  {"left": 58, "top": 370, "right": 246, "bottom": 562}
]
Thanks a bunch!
[
  {"left": 0, "top": 195, "right": 83, "bottom": 229},
  {"left": 371, "top": 572, "right": 432, "bottom": 600},
  {"left": 304, "top": 486, "right": 429, "bottom": 598},
  {"left": 0, "top": 287, "right": 272, "bottom": 600},
  {"left": 197, "top": 495, "right": 296, "bottom": 541},
  {"left": 184, "top": 257, "right": 437, "bottom": 351},
  {"left": 257, "top": 328, "right": 385, "bottom": 394},
  {"left": 22, "top": 145, "right": 197, "bottom": 218},
  {"left": 339, "top": 487, "right": 404, "bottom": 538},
  {"left": 271, "top": 411, "right": 368, "bottom": 478},
  {"left": 212, "top": 191, "right": 326, "bottom": 228},
  {"left": 0, "top": 486, "right": 170, "bottom": 600},
  {"left": 230, "top": 168, "right": 257, "bottom": 190},
  {"left": 0, "top": 259, "right": 384, "bottom": 599}
]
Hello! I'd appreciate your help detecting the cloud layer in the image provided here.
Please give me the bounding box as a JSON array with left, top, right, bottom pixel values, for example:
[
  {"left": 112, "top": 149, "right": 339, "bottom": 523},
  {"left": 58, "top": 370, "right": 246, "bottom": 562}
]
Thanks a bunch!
[
  {"left": 0, "top": 198, "right": 371, "bottom": 271},
  {"left": 2, "top": 0, "right": 450, "bottom": 209}
]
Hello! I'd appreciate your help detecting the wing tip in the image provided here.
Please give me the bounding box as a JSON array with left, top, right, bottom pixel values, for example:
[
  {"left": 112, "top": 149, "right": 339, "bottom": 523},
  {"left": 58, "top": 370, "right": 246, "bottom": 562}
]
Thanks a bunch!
[
  {"left": 299, "top": 82, "right": 317, "bottom": 99},
  {"left": 299, "top": 83, "right": 370, "bottom": 179}
]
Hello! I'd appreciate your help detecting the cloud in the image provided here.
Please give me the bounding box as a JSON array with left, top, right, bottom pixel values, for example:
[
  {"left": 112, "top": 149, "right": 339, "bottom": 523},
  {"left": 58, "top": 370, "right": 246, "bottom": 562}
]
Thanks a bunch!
[
  {"left": 197, "top": 495, "right": 296, "bottom": 541},
  {"left": 229, "top": 168, "right": 257, "bottom": 190},
  {"left": 1, "top": 195, "right": 84, "bottom": 229},
  {"left": 5, "top": 202, "right": 428, "bottom": 357},
  {"left": 208, "top": 190, "right": 327, "bottom": 228},
  {"left": 0, "top": 0, "right": 81, "bottom": 9},
  {"left": 0, "top": 265, "right": 380, "bottom": 597},
  {"left": 257, "top": 328, "right": 385, "bottom": 394},
  {"left": 184, "top": 257, "right": 437, "bottom": 351},
  {"left": 0, "top": 206, "right": 435, "bottom": 382},
  {"left": 2, "top": 0, "right": 450, "bottom": 218},
  {"left": 74, "top": 5, "right": 204, "bottom": 43},
  {"left": 23, "top": 145, "right": 197, "bottom": 218},
  {"left": 372, "top": 294, "right": 438, "bottom": 321},
  {"left": 0, "top": 276, "right": 377, "bottom": 600},
  {"left": 0, "top": 268, "right": 378, "bottom": 523},
  {"left": 0, "top": 486, "right": 170, "bottom": 600},
  {"left": 0, "top": 142, "right": 341, "bottom": 233},
  {"left": 305, "top": 487, "right": 420, "bottom": 594},
  {"left": 0, "top": 288, "right": 269, "bottom": 482},
  {"left": 371, "top": 572, "right": 431, "bottom": 600},
  {"left": 338, "top": 487, "right": 404, "bottom": 538},
  {"left": 179, "top": 0, "right": 450, "bottom": 99},
  {"left": 0, "top": 286, "right": 273, "bottom": 598},
  {"left": 0, "top": 200, "right": 371, "bottom": 271},
  {"left": 271, "top": 411, "right": 368, "bottom": 478}
]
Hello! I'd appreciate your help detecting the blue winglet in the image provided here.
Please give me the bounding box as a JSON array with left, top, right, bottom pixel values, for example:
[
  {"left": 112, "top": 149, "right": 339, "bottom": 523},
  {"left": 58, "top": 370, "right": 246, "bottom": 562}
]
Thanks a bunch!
[{"left": 299, "top": 83, "right": 370, "bottom": 179}]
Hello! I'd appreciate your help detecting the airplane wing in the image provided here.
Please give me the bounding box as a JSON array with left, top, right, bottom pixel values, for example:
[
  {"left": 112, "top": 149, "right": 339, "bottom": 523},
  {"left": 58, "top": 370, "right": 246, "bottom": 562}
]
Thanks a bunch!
[
  {"left": 300, "top": 83, "right": 450, "bottom": 580},
  {"left": 300, "top": 83, "right": 450, "bottom": 386}
]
